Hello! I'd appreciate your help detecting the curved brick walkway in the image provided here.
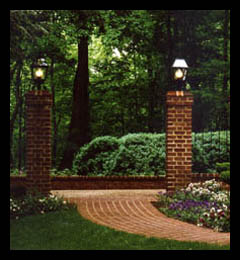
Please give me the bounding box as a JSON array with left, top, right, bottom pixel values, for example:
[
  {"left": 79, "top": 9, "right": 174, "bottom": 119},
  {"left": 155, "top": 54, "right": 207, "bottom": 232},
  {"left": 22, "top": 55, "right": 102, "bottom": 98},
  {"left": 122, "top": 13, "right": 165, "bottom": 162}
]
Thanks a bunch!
[{"left": 51, "top": 190, "right": 230, "bottom": 245}]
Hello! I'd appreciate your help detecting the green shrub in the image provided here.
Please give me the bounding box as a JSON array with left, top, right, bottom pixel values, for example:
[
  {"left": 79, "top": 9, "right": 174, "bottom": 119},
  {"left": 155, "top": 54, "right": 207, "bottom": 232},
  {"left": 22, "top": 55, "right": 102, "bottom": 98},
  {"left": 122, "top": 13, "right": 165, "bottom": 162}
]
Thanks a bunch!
[
  {"left": 192, "top": 138, "right": 209, "bottom": 173},
  {"left": 216, "top": 162, "right": 230, "bottom": 173},
  {"left": 111, "top": 133, "right": 165, "bottom": 176},
  {"left": 192, "top": 132, "right": 230, "bottom": 173},
  {"left": 220, "top": 170, "right": 230, "bottom": 184},
  {"left": 73, "top": 133, "right": 165, "bottom": 176},
  {"left": 50, "top": 168, "right": 77, "bottom": 176},
  {"left": 216, "top": 162, "right": 230, "bottom": 184},
  {"left": 72, "top": 131, "right": 229, "bottom": 176},
  {"left": 72, "top": 136, "right": 120, "bottom": 175},
  {"left": 10, "top": 168, "right": 26, "bottom": 176}
]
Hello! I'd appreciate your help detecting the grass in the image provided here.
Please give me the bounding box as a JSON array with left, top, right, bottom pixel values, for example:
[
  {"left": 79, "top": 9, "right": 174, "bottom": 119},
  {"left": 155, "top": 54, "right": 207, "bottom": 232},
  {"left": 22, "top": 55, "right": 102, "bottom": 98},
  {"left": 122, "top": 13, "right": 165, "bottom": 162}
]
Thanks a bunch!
[{"left": 10, "top": 208, "right": 230, "bottom": 250}]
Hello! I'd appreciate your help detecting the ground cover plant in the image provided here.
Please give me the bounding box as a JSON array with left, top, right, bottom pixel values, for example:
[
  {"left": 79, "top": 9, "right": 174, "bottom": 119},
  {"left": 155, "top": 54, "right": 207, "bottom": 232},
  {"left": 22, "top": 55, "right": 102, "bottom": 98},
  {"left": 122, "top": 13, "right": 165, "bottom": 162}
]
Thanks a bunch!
[
  {"left": 156, "top": 179, "right": 230, "bottom": 232},
  {"left": 10, "top": 207, "right": 230, "bottom": 250}
]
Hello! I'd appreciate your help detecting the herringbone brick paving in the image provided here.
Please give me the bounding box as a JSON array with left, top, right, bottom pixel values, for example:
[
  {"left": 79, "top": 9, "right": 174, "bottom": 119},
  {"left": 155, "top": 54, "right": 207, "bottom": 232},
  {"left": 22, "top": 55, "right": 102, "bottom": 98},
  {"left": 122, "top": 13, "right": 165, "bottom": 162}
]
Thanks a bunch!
[{"left": 51, "top": 190, "right": 230, "bottom": 245}]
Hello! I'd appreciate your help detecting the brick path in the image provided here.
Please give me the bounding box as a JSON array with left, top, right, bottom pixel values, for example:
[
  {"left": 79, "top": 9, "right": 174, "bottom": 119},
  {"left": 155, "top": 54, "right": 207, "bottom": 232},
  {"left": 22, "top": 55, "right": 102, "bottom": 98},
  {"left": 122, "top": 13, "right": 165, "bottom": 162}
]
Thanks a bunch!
[{"left": 51, "top": 190, "right": 230, "bottom": 245}]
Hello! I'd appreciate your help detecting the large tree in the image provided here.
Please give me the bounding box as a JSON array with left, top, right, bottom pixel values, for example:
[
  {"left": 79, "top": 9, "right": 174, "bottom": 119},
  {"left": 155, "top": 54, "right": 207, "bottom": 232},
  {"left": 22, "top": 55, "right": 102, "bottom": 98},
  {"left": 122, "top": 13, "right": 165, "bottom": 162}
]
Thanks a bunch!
[
  {"left": 59, "top": 10, "right": 105, "bottom": 169},
  {"left": 59, "top": 36, "right": 90, "bottom": 169}
]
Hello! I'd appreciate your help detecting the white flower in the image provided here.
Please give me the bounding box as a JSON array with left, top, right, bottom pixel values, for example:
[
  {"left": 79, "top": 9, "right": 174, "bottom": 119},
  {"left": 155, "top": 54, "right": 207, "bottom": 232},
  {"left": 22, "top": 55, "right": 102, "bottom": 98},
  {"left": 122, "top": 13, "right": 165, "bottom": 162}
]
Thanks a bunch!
[
  {"left": 41, "top": 210, "right": 44, "bottom": 214},
  {"left": 203, "top": 212, "right": 209, "bottom": 218},
  {"left": 222, "top": 204, "right": 228, "bottom": 211},
  {"left": 210, "top": 207, "right": 216, "bottom": 213}
]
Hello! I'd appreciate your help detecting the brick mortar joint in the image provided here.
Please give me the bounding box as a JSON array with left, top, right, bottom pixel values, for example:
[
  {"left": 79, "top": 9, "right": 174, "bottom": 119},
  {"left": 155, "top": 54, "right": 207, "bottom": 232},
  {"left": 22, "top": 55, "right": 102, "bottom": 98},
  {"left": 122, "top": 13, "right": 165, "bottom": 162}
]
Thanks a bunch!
[
  {"left": 166, "top": 102, "right": 193, "bottom": 107},
  {"left": 26, "top": 100, "right": 52, "bottom": 105}
]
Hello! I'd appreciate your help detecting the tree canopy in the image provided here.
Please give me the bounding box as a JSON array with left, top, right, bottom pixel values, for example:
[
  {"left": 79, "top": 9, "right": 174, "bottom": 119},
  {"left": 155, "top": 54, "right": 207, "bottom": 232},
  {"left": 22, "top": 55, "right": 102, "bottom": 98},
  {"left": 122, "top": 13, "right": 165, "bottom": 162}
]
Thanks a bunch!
[{"left": 10, "top": 10, "right": 230, "bottom": 170}]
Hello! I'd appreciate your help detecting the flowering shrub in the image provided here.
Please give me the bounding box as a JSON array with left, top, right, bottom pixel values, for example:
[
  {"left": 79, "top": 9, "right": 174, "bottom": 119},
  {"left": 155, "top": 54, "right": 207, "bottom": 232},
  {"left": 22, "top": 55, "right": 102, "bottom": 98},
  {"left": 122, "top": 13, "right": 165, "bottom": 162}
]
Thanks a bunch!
[
  {"left": 156, "top": 179, "right": 230, "bottom": 232},
  {"left": 10, "top": 193, "right": 75, "bottom": 220}
]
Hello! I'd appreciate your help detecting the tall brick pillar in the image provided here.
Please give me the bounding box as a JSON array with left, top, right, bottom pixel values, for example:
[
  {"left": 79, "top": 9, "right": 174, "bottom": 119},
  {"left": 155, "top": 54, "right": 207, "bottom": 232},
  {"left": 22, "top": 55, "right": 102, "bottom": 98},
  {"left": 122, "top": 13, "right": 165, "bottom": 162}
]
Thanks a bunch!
[
  {"left": 166, "top": 91, "right": 194, "bottom": 193},
  {"left": 25, "top": 91, "right": 52, "bottom": 195}
]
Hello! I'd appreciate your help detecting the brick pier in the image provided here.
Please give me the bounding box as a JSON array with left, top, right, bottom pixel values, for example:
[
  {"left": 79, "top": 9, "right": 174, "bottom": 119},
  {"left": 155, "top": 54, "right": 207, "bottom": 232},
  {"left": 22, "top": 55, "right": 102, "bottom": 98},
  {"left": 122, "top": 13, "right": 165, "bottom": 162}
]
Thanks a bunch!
[
  {"left": 25, "top": 90, "right": 52, "bottom": 195},
  {"left": 166, "top": 91, "right": 194, "bottom": 193}
]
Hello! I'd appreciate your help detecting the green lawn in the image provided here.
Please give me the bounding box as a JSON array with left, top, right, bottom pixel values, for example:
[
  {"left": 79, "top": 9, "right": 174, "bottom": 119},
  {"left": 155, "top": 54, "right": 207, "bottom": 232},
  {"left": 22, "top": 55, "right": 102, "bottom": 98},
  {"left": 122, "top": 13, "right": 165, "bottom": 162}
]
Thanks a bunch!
[{"left": 10, "top": 208, "right": 230, "bottom": 250}]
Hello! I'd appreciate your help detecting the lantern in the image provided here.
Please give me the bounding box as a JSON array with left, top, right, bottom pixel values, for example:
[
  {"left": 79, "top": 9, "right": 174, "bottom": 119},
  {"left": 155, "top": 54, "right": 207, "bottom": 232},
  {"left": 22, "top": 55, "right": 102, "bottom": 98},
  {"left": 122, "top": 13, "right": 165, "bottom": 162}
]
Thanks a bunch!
[
  {"left": 172, "top": 58, "right": 188, "bottom": 90},
  {"left": 31, "top": 58, "right": 48, "bottom": 90}
]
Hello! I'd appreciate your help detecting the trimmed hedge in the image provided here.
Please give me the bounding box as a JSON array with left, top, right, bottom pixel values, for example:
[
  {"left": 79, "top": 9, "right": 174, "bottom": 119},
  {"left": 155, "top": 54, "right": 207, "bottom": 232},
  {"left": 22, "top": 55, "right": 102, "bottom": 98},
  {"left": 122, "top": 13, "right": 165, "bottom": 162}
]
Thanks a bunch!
[
  {"left": 73, "top": 133, "right": 165, "bottom": 176},
  {"left": 72, "top": 136, "right": 120, "bottom": 176},
  {"left": 192, "top": 132, "right": 230, "bottom": 173},
  {"left": 72, "top": 131, "right": 230, "bottom": 176},
  {"left": 109, "top": 134, "right": 165, "bottom": 176}
]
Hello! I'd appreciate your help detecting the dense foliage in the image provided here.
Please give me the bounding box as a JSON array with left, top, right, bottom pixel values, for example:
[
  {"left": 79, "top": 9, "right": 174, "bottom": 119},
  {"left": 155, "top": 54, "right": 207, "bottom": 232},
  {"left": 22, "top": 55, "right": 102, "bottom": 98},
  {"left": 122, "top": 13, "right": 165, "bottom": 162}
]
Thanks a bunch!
[
  {"left": 10, "top": 10, "right": 230, "bottom": 170},
  {"left": 72, "top": 133, "right": 165, "bottom": 176},
  {"left": 156, "top": 179, "right": 230, "bottom": 232},
  {"left": 192, "top": 131, "right": 230, "bottom": 173},
  {"left": 72, "top": 131, "right": 230, "bottom": 176}
]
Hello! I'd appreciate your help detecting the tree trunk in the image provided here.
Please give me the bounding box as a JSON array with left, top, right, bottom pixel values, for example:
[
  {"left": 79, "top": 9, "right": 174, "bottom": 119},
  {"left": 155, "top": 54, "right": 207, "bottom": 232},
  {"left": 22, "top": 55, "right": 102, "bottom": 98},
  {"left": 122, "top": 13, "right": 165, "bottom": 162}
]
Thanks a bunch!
[
  {"left": 10, "top": 61, "right": 23, "bottom": 169},
  {"left": 59, "top": 36, "right": 90, "bottom": 170}
]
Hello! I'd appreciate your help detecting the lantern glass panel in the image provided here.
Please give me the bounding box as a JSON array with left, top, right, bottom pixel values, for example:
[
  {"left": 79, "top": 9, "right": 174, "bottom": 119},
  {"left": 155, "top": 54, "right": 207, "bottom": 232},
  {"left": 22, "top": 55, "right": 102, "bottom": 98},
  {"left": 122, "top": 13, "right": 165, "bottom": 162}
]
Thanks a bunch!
[
  {"left": 33, "top": 67, "right": 46, "bottom": 80},
  {"left": 31, "top": 58, "right": 48, "bottom": 84}
]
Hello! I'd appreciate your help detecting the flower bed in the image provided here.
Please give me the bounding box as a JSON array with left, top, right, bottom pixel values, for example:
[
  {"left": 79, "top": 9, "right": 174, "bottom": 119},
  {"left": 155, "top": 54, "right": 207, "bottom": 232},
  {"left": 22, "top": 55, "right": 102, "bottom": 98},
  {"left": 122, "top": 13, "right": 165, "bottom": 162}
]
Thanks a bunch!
[
  {"left": 156, "top": 179, "right": 230, "bottom": 232},
  {"left": 10, "top": 193, "right": 75, "bottom": 220}
]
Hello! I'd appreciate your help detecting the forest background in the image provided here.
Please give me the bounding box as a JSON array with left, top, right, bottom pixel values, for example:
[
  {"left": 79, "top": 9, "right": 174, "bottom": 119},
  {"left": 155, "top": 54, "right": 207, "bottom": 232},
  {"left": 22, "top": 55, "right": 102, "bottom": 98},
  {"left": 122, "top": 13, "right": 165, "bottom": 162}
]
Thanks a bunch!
[{"left": 10, "top": 10, "right": 230, "bottom": 171}]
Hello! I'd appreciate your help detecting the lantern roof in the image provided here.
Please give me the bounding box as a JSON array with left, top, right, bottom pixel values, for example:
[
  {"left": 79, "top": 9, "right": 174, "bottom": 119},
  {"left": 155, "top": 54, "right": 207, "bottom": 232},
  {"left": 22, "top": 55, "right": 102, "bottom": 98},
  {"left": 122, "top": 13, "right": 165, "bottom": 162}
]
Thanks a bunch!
[{"left": 172, "top": 58, "right": 188, "bottom": 68}]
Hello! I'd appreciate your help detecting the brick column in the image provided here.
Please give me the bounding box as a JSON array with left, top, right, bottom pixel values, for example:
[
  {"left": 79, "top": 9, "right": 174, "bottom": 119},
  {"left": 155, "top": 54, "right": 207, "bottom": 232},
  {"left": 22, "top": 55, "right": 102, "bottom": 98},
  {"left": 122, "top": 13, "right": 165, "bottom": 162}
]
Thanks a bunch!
[
  {"left": 166, "top": 91, "right": 194, "bottom": 193},
  {"left": 25, "top": 90, "right": 52, "bottom": 195}
]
